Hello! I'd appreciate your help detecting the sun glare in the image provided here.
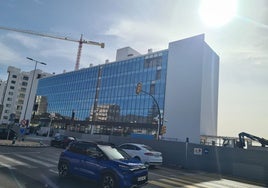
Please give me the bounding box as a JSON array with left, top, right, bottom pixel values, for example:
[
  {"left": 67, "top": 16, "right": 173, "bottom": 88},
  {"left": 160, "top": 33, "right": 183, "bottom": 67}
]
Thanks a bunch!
[{"left": 199, "top": 0, "right": 237, "bottom": 27}]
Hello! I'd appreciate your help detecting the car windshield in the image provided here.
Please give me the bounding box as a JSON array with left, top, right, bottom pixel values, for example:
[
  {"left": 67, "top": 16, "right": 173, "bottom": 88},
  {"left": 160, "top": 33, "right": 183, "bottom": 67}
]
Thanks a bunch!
[{"left": 98, "top": 145, "right": 131, "bottom": 160}]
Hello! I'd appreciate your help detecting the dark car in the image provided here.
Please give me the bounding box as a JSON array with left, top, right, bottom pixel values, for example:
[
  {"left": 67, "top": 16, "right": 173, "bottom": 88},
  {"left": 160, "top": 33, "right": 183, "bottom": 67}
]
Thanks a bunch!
[
  {"left": 50, "top": 135, "right": 76, "bottom": 148},
  {"left": 58, "top": 141, "right": 148, "bottom": 188},
  {"left": 0, "top": 128, "right": 17, "bottom": 140}
]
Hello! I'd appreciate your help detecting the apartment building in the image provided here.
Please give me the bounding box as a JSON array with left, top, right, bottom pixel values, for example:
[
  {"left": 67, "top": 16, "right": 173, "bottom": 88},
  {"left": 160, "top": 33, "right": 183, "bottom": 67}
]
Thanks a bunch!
[{"left": 0, "top": 66, "right": 50, "bottom": 125}]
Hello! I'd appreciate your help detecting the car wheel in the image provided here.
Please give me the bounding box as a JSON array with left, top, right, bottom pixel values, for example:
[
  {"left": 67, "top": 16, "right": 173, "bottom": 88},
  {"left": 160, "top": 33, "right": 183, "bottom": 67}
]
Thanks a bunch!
[
  {"left": 100, "top": 173, "right": 116, "bottom": 188},
  {"left": 134, "top": 156, "right": 141, "bottom": 162},
  {"left": 58, "top": 162, "right": 69, "bottom": 178}
]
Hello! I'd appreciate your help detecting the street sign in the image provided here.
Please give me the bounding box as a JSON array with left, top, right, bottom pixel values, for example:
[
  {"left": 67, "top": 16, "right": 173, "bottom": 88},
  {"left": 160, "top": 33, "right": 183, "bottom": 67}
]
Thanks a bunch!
[
  {"left": 194, "top": 148, "right": 203, "bottom": 155},
  {"left": 20, "top": 128, "right": 25, "bottom": 134}
]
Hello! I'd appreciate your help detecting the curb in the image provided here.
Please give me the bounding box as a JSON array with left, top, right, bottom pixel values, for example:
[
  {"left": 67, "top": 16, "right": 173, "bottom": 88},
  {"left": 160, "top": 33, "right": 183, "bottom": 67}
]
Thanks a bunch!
[{"left": 0, "top": 140, "right": 49, "bottom": 148}]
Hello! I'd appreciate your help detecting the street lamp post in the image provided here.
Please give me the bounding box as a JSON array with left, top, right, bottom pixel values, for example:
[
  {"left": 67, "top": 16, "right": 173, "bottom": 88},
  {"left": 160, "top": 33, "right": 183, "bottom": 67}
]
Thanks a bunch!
[
  {"left": 136, "top": 82, "right": 162, "bottom": 140},
  {"left": 24, "top": 57, "right": 47, "bottom": 123}
]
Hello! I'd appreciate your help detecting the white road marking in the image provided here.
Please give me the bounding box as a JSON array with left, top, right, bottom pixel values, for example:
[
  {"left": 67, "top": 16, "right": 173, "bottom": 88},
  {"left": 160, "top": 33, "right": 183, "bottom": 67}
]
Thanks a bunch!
[
  {"left": 14, "top": 154, "right": 55, "bottom": 167},
  {"left": 0, "top": 161, "right": 16, "bottom": 169},
  {"left": 0, "top": 155, "right": 35, "bottom": 168}
]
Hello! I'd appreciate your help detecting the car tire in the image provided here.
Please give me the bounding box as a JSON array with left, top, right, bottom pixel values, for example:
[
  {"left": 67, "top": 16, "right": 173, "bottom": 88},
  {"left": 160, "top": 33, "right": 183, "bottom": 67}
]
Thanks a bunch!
[
  {"left": 100, "top": 173, "right": 116, "bottom": 188},
  {"left": 58, "top": 162, "right": 69, "bottom": 178},
  {"left": 134, "top": 156, "right": 141, "bottom": 161}
]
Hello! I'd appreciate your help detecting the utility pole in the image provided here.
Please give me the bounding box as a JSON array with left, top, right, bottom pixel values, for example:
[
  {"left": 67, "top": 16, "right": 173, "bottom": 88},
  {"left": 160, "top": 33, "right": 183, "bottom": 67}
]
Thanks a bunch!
[{"left": 24, "top": 57, "right": 46, "bottom": 123}]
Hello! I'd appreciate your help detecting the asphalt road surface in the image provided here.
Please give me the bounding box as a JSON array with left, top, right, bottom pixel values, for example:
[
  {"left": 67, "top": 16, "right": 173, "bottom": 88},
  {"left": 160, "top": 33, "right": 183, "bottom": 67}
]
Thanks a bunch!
[{"left": 0, "top": 146, "right": 265, "bottom": 188}]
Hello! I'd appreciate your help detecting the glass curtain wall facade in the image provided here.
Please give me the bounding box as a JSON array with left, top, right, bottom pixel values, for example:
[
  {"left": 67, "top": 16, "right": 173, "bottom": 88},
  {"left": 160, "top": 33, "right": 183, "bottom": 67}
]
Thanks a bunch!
[{"left": 36, "top": 50, "right": 168, "bottom": 136}]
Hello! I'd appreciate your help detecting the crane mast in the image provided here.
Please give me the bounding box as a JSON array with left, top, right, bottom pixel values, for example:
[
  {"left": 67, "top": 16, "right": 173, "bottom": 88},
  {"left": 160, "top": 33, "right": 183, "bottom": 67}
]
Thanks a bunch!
[
  {"left": 75, "top": 34, "right": 83, "bottom": 71},
  {"left": 0, "top": 26, "right": 105, "bottom": 70}
]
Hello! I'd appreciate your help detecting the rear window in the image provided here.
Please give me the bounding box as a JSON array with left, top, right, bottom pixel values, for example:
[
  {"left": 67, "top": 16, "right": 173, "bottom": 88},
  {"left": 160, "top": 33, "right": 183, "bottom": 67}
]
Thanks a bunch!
[{"left": 142, "top": 145, "right": 153, "bottom": 151}]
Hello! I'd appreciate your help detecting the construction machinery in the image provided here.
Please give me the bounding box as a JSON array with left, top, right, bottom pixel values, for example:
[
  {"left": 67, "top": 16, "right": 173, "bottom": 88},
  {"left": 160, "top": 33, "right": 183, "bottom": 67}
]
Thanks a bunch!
[
  {"left": 0, "top": 26, "right": 105, "bottom": 70},
  {"left": 237, "top": 132, "right": 268, "bottom": 149}
]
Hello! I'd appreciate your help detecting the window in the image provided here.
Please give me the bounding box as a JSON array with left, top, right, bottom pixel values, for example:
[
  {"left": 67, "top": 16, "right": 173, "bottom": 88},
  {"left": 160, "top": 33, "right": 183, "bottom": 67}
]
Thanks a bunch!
[
  {"left": 6, "top": 104, "right": 11, "bottom": 108},
  {"left": 120, "top": 144, "right": 138, "bottom": 150},
  {"left": 23, "top": 76, "right": 29, "bottom": 81},
  {"left": 69, "top": 142, "right": 89, "bottom": 155},
  {"left": 22, "top": 82, "right": 28, "bottom": 86},
  {"left": 144, "top": 56, "right": 162, "bottom": 68},
  {"left": 156, "top": 70, "right": 161, "bottom": 80},
  {"left": 18, "top": 100, "right": 24, "bottom": 104},
  {"left": 12, "top": 75, "right": 17, "bottom": 78},
  {"left": 7, "top": 98, "right": 12, "bottom": 101},
  {"left": 8, "top": 91, "right": 13, "bottom": 95},
  {"left": 11, "top": 80, "right": 16, "bottom": 84},
  {"left": 10, "top": 86, "right": 15, "bottom": 90}
]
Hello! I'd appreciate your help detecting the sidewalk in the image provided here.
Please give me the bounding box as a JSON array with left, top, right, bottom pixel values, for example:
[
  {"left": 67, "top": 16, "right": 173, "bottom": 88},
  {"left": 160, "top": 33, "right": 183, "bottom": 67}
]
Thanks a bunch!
[{"left": 0, "top": 137, "right": 49, "bottom": 147}]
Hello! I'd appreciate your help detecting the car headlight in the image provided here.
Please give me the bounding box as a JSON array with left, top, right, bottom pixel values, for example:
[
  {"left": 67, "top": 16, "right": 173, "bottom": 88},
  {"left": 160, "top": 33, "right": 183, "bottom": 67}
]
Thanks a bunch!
[{"left": 119, "top": 164, "right": 135, "bottom": 171}]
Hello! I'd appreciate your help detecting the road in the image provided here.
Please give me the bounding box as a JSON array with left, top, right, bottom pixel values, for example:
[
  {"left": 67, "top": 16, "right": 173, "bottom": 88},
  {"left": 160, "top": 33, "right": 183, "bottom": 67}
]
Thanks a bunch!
[{"left": 0, "top": 146, "right": 265, "bottom": 188}]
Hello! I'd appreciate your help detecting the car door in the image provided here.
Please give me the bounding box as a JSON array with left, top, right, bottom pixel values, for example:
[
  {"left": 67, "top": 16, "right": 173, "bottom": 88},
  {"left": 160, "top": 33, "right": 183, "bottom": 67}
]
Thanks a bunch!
[
  {"left": 79, "top": 143, "right": 103, "bottom": 180},
  {"left": 66, "top": 143, "right": 85, "bottom": 175}
]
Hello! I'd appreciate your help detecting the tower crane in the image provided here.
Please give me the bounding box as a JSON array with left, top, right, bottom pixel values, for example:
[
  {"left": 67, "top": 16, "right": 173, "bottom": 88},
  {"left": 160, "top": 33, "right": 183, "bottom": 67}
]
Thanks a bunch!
[{"left": 0, "top": 26, "right": 105, "bottom": 70}]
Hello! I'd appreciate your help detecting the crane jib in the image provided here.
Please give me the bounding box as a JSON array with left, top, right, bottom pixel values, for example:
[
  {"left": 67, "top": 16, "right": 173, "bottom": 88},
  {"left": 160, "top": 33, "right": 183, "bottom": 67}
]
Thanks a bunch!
[{"left": 0, "top": 25, "right": 105, "bottom": 70}]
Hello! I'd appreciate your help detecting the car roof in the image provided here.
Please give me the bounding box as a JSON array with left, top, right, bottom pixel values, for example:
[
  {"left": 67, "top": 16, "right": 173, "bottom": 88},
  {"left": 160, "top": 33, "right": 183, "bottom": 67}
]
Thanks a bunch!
[
  {"left": 120, "top": 143, "right": 146, "bottom": 147},
  {"left": 74, "top": 140, "right": 115, "bottom": 147}
]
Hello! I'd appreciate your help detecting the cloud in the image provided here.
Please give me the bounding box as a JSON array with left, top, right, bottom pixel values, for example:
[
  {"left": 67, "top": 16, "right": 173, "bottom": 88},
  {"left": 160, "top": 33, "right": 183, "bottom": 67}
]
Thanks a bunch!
[
  {"left": 39, "top": 41, "right": 76, "bottom": 60},
  {"left": 0, "top": 42, "right": 21, "bottom": 63},
  {"left": 105, "top": 20, "right": 167, "bottom": 43},
  {"left": 6, "top": 32, "right": 41, "bottom": 49},
  {"left": 104, "top": 19, "right": 192, "bottom": 54}
]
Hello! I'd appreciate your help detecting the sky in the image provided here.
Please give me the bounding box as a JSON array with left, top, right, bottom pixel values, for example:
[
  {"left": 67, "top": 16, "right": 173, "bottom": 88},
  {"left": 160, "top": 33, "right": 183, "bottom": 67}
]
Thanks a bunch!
[{"left": 0, "top": 0, "right": 267, "bottom": 138}]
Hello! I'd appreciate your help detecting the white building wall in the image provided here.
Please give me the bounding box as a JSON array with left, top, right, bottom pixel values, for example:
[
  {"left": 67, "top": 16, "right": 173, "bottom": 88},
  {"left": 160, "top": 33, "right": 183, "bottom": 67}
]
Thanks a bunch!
[
  {"left": 164, "top": 34, "right": 219, "bottom": 143},
  {"left": 0, "top": 80, "right": 7, "bottom": 103},
  {"left": 0, "top": 66, "right": 51, "bottom": 125},
  {"left": 0, "top": 66, "right": 22, "bottom": 124},
  {"left": 200, "top": 43, "right": 219, "bottom": 136},
  {"left": 116, "top": 47, "right": 141, "bottom": 61},
  {"left": 20, "top": 70, "right": 51, "bottom": 123},
  {"left": 0, "top": 80, "right": 7, "bottom": 118}
]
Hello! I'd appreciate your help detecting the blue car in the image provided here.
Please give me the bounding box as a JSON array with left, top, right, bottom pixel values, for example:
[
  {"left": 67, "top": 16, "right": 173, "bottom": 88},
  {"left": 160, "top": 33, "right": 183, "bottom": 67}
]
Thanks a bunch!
[{"left": 58, "top": 141, "right": 148, "bottom": 188}]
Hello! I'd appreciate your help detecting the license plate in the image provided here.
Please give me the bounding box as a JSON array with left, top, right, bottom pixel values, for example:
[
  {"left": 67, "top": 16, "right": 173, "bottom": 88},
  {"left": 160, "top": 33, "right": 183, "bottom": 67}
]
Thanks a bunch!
[{"left": 137, "top": 176, "right": 146, "bottom": 181}]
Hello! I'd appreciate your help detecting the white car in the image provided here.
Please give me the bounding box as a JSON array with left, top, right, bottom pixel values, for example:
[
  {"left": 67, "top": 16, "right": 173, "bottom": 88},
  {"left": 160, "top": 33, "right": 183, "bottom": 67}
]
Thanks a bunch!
[{"left": 119, "top": 143, "right": 163, "bottom": 167}]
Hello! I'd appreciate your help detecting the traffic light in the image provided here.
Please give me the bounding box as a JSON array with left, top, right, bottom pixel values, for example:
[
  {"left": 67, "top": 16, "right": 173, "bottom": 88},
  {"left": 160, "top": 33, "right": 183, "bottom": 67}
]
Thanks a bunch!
[
  {"left": 160, "top": 125, "right": 166, "bottom": 135},
  {"left": 136, "top": 82, "right": 142, "bottom": 95}
]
